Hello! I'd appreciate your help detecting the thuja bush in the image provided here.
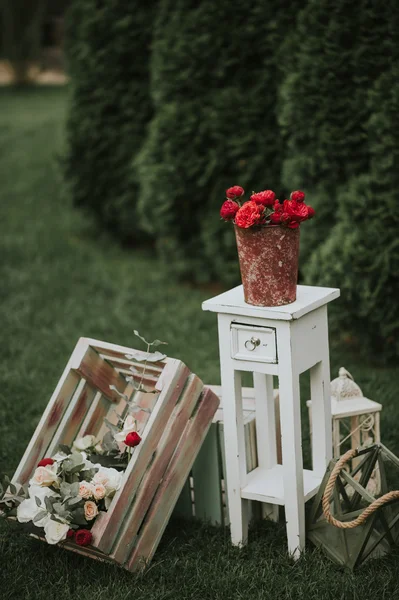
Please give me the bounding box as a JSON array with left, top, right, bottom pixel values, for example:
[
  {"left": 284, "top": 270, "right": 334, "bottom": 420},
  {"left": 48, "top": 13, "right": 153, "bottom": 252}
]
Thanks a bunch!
[
  {"left": 63, "top": 0, "right": 158, "bottom": 242},
  {"left": 305, "top": 61, "right": 399, "bottom": 362},
  {"left": 279, "top": 0, "right": 393, "bottom": 263},
  {"left": 137, "top": 0, "right": 302, "bottom": 284}
]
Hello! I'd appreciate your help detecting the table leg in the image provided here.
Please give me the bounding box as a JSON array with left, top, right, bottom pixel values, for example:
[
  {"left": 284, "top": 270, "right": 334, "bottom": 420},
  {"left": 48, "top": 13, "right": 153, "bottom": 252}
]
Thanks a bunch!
[
  {"left": 278, "top": 325, "right": 305, "bottom": 559},
  {"left": 253, "top": 372, "right": 279, "bottom": 522},
  {"left": 218, "top": 316, "right": 249, "bottom": 546},
  {"left": 310, "top": 357, "right": 332, "bottom": 475}
]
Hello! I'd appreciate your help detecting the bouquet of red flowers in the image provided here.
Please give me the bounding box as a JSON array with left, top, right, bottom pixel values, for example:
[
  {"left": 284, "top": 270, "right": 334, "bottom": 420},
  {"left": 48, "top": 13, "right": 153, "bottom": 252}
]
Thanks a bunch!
[{"left": 220, "top": 186, "right": 315, "bottom": 229}]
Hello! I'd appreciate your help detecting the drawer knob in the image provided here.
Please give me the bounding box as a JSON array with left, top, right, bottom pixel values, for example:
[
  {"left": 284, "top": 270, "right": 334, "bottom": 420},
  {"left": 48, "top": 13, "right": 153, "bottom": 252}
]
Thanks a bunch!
[{"left": 244, "top": 337, "right": 261, "bottom": 351}]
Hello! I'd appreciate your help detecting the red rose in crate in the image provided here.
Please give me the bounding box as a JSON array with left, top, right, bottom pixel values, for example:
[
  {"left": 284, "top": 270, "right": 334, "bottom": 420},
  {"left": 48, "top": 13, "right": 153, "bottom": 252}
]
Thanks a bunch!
[
  {"left": 67, "top": 529, "right": 75, "bottom": 539},
  {"left": 235, "top": 201, "right": 265, "bottom": 229},
  {"left": 220, "top": 200, "right": 239, "bottom": 221},
  {"left": 250, "top": 190, "right": 276, "bottom": 207},
  {"left": 125, "top": 431, "right": 142, "bottom": 447},
  {"left": 75, "top": 529, "right": 92, "bottom": 547},
  {"left": 226, "top": 185, "right": 244, "bottom": 199},
  {"left": 290, "top": 190, "right": 305, "bottom": 203},
  {"left": 37, "top": 458, "right": 55, "bottom": 467}
]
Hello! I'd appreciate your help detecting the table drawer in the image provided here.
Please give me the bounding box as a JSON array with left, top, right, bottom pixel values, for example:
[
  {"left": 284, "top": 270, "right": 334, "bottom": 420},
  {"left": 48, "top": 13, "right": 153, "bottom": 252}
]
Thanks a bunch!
[{"left": 230, "top": 323, "right": 277, "bottom": 363}]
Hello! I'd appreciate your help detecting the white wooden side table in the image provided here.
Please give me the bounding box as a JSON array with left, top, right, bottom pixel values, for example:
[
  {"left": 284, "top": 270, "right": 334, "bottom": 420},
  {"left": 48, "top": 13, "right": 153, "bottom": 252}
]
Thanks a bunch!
[{"left": 202, "top": 284, "right": 340, "bottom": 558}]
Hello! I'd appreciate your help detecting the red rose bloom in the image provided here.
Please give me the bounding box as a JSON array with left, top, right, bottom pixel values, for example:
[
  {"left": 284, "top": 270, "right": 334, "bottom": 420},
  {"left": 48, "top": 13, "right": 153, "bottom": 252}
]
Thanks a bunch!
[
  {"left": 75, "top": 529, "right": 92, "bottom": 547},
  {"left": 235, "top": 201, "right": 265, "bottom": 229},
  {"left": 282, "top": 199, "right": 308, "bottom": 223},
  {"left": 220, "top": 200, "right": 239, "bottom": 221},
  {"left": 226, "top": 185, "right": 244, "bottom": 199},
  {"left": 287, "top": 221, "right": 300, "bottom": 229},
  {"left": 290, "top": 190, "right": 305, "bottom": 203},
  {"left": 67, "top": 529, "right": 75, "bottom": 539},
  {"left": 269, "top": 211, "right": 282, "bottom": 224},
  {"left": 250, "top": 190, "right": 276, "bottom": 207},
  {"left": 307, "top": 205, "right": 315, "bottom": 219},
  {"left": 37, "top": 458, "right": 55, "bottom": 467},
  {"left": 125, "top": 431, "right": 142, "bottom": 447}
]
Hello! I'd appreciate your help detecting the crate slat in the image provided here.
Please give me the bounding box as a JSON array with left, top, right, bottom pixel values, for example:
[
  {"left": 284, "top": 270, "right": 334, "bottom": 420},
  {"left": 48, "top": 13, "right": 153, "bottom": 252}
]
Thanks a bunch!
[
  {"left": 74, "top": 346, "right": 130, "bottom": 402},
  {"left": 111, "top": 373, "right": 204, "bottom": 563},
  {"left": 11, "top": 370, "right": 81, "bottom": 484},
  {"left": 126, "top": 387, "right": 219, "bottom": 571},
  {"left": 46, "top": 380, "right": 98, "bottom": 455}
]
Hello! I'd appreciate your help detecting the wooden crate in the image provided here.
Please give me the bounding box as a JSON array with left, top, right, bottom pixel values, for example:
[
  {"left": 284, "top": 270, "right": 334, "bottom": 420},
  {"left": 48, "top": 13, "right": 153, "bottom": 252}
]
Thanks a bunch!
[
  {"left": 10, "top": 337, "right": 219, "bottom": 571},
  {"left": 174, "top": 385, "right": 281, "bottom": 525}
]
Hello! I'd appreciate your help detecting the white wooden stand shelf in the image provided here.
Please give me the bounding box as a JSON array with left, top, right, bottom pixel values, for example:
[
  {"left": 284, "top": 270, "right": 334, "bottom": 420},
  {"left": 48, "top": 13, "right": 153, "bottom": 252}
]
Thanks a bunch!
[{"left": 202, "top": 284, "right": 340, "bottom": 559}]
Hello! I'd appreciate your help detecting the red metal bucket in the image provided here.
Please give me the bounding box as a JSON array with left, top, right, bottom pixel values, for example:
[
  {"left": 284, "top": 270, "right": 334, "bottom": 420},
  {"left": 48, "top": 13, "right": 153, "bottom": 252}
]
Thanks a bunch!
[{"left": 234, "top": 225, "right": 300, "bottom": 307}]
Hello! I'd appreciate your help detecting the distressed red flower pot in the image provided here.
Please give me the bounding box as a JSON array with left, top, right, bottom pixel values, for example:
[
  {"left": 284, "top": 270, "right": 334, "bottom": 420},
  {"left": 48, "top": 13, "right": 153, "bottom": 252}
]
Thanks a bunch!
[{"left": 234, "top": 225, "right": 300, "bottom": 307}]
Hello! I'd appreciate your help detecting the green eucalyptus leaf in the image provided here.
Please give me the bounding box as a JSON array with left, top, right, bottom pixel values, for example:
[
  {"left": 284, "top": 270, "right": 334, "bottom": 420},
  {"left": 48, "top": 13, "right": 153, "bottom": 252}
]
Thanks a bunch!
[
  {"left": 67, "top": 496, "right": 84, "bottom": 507},
  {"left": 70, "top": 482, "right": 80, "bottom": 496},
  {"left": 69, "top": 464, "right": 84, "bottom": 475},
  {"left": 44, "top": 497, "right": 54, "bottom": 514},
  {"left": 151, "top": 339, "right": 168, "bottom": 347},
  {"left": 133, "top": 330, "right": 148, "bottom": 345},
  {"left": 58, "top": 445, "right": 71, "bottom": 455},
  {"left": 71, "top": 507, "right": 88, "bottom": 525},
  {"left": 60, "top": 482, "right": 71, "bottom": 498},
  {"left": 34, "top": 496, "right": 42, "bottom": 507},
  {"left": 9, "top": 483, "right": 16, "bottom": 495},
  {"left": 32, "top": 510, "right": 48, "bottom": 524},
  {"left": 81, "top": 468, "right": 98, "bottom": 481}
]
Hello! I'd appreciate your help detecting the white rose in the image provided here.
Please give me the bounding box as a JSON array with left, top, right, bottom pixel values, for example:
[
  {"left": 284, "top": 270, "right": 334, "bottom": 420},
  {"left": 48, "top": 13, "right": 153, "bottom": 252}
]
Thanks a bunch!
[
  {"left": 30, "top": 464, "right": 60, "bottom": 488},
  {"left": 17, "top": 486, "right": 59, "bottom": 527},
  {"left": 17, "top": 498, "right": 41, "bottom": 523},
  {"left": 92, "top": 468, "right": 123, "bottom": 495},
  {"left": 72, "top": 435, "right": 96, "bottom": 452},
  {"left": 114, "top": 415, "right": 137, "bottom": 443},
  {"left": 92, "top": 483, "right": 106, "bottom": 501},
  {"left": 44, "top": 519, "right": 69, "bottom": 545},
  {"left": 84, "top": 500, "right": 98, "bottom": 521},
  {"left": 29, "top": 484, "right": 58, "bottom": 502}
]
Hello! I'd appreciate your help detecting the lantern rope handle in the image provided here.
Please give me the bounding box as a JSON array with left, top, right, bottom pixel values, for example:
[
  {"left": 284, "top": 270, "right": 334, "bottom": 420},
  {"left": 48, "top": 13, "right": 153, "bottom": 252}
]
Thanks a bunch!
[{"left": 322, "top": 448, "right": 399, "bottom": 529}]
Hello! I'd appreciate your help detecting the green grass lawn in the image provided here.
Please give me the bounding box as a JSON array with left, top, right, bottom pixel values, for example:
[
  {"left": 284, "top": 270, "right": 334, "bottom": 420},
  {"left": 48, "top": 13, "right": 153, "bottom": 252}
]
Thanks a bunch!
[{"left": 1, "top": 86, "right": 399, "bottom": 599}]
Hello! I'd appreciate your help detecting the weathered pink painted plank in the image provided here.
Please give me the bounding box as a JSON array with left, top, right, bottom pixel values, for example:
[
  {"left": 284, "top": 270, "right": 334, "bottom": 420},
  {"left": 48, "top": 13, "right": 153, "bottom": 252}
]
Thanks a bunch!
[
  {"left": 74, "top": 346, "right": 129, "bottom": 402},
  {"left": 77, "top": 392, "right": 109, "bottom": 438},
  {"left": 91, "top": 360, "right": 191, "bottom": 553},
  {"left": 126, "top": 387, "right": 220, "bottom": 571},
  {"left": 94, "top": 348, "right": 164, "bottom": 375},
  {"left": 46, "top": 381, "right": 98, "bottom": 455},
  {"left": 12, "top": 371, "right": 81, "bottom": 485},
  {"left": 111, "top": 374, "right": 204, "bottom": 563}
]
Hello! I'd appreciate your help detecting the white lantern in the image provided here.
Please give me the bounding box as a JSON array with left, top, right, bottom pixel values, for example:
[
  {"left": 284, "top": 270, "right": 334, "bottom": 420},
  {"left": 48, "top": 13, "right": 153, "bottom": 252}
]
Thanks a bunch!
[{"left": 307, "top": 368, "right": 382, "bottom": 492}]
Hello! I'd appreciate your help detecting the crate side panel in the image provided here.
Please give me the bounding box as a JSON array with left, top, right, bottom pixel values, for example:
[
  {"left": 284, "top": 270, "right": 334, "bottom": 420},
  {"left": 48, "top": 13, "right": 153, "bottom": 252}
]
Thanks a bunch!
[
  {"left": 111, "top": 374, "right": 204, "bottom": 563},
  {"left": 91, "top": 360, "right": 190, "bottom": 553},
  {"left": 126, "top": 387, "right": 220, "bottom": 571}
]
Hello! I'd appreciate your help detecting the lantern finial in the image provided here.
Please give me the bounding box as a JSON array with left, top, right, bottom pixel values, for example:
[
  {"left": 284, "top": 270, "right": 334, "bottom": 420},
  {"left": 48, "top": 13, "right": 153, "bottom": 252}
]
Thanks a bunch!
[{"left": 331, "top": 367, "right": 363, "bottom": 401}]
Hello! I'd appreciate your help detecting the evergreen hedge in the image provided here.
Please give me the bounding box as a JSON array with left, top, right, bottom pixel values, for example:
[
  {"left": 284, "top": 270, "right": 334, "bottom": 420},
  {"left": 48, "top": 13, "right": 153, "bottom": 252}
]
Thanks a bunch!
[
  {"left": 64, "top": 0, "right": 157, "bottom": 242},
  {"left": 136, "top": 0, "right": 302, "bottom": 284},
  {"left": 278, "top": 0, "right": 393, "bottom": 263},
  {"left": 305, "top": 54, "right": 399, "bottom": 361}
]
